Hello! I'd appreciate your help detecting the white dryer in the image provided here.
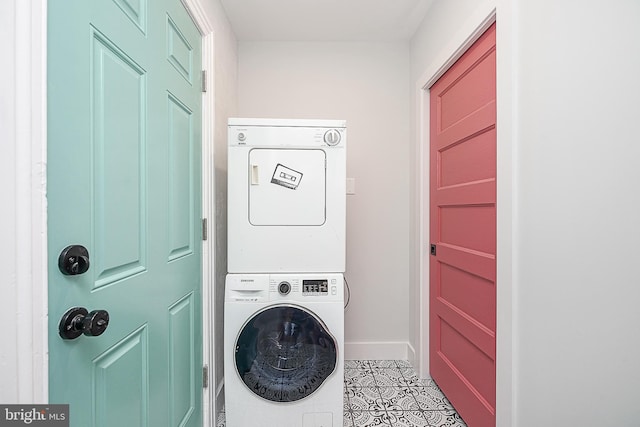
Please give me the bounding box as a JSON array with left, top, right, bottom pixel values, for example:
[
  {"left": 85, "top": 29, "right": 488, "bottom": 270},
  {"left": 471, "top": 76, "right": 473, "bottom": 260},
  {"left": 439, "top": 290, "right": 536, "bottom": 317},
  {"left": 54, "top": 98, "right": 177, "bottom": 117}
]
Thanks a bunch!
[
  {"left": 224, "top": 273, "right": 344, "bottom": 427},
  {"left": 227, "top": 118, "right": 346, "bottom": 273}
]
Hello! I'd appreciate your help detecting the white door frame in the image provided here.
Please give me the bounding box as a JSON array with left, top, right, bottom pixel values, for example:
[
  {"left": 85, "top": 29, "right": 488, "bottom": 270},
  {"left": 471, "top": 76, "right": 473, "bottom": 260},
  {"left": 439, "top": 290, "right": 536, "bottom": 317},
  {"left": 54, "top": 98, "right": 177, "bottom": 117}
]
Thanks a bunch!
[
  {"left": 181, "top": 1, "right": 217, "bottom": 425},
  {"left": 415, "top": 1, "right": 515, "bottom": 425},
  {"left": 8, "top": 0, "right": 218, "bottom": 424},
  {"left": 4, "top": 0, "right": 48, "bottom": 404}
]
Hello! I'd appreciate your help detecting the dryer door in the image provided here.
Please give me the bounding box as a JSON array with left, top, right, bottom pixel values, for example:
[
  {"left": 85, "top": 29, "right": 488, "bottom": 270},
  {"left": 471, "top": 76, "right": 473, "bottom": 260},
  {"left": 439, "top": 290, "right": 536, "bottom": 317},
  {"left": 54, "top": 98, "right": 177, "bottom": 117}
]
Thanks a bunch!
[
  {"left": 249, "top": 148, "right": 326, "bottom": 226},
  {"left": 235, "top": 305, "right": 337, "bottom": 402}
]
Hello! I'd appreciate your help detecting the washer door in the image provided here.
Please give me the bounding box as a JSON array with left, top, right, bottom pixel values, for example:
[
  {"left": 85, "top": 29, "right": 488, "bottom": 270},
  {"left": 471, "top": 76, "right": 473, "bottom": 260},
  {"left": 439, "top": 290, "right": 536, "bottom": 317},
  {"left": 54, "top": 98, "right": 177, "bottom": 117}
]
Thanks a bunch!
[{"left": 235, "top": 305, "right": 337, "bottom": 402}]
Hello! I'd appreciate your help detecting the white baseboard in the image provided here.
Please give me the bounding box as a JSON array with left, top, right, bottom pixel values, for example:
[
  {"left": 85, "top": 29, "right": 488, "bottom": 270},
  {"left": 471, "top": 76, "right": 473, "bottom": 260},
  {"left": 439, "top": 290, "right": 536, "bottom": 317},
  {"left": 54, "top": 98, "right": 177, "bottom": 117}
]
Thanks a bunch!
[{"left": 344, "top": 341, "right": 412, "bottom": 361}]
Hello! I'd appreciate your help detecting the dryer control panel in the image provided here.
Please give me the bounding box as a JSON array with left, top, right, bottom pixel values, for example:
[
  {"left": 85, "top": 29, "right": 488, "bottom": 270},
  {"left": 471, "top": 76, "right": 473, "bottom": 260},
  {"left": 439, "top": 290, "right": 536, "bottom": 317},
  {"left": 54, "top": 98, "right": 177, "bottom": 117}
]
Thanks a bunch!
[{"left": 228, "top": 118, "right": 346, "bottom": 148}]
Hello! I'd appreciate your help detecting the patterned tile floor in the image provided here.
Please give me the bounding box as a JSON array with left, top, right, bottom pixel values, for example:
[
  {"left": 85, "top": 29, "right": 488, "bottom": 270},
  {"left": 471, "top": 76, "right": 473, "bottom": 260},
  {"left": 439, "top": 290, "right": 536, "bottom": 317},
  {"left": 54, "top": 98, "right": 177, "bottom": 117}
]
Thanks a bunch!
[{"left": 217, "top": 360, "right": 467, "bottom": 427}]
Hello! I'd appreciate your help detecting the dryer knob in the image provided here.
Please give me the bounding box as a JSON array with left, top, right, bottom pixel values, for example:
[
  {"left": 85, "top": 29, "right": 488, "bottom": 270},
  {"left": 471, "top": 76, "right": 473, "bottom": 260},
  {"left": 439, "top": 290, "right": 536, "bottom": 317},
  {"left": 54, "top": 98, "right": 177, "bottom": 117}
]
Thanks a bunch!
[
  {"left": 324, "top": 129, "right": 341, "bottom": 146},
  {"left": 278, "top": 281, "right": 291, "bottom": 295}
]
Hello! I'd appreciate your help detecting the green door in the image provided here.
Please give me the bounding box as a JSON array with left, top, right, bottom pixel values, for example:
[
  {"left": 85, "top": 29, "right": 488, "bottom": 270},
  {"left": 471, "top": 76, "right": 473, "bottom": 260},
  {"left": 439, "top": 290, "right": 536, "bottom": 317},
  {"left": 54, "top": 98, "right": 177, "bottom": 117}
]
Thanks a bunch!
[{"left": 48, "top": 1, "right": 202, "bottom": 426}]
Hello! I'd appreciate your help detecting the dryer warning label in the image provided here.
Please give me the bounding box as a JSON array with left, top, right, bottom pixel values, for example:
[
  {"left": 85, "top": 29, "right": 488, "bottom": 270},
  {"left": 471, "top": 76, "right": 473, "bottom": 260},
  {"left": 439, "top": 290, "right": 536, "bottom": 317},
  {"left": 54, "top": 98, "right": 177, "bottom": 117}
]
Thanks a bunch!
[{"left": 271, "top": 164, "right": 303, "bottom": 190}]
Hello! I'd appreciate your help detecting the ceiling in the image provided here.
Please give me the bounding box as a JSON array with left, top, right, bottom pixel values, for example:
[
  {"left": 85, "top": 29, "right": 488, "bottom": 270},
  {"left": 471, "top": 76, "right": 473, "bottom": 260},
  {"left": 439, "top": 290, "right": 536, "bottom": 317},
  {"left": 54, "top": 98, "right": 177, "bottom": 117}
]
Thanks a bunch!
[{"left": 219, "top": 0, "right": 434, "bottom": 42}]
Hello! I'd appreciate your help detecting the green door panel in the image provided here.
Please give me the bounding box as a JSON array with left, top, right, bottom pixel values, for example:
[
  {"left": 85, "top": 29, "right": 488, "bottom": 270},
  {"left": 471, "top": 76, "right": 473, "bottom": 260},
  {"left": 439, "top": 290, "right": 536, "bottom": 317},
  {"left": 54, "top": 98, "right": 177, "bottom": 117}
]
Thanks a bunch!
[{"left": 48, "top": 1, "right": 202, "bottom": 426}]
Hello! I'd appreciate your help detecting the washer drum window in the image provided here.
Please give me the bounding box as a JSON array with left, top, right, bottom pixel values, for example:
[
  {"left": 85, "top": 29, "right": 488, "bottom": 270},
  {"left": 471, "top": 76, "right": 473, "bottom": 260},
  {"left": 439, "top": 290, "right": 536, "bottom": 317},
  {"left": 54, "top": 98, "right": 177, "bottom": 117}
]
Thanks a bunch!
[{"left": 235, "top": 305, "right": 338, "bottom": 402}]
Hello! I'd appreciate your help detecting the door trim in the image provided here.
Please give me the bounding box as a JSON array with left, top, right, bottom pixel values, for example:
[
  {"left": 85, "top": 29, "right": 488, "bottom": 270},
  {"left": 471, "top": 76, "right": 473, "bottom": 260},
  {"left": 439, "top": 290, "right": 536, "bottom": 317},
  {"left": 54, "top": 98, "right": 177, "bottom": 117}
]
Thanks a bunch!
[
  {"left": 181, "top": 1, "right": 217, "bottom": 425},
  {"left": 6, "top": 0, "right": 48, "bottom": 404},
  {"left": 12, "top": 0, "right": 217, "bottom": 423},
  {"left": 414, "top": 1, "right": 516, "bottom": 425},
  {"left": 416, "top": 1, "right": 496, "bottom": 376}
]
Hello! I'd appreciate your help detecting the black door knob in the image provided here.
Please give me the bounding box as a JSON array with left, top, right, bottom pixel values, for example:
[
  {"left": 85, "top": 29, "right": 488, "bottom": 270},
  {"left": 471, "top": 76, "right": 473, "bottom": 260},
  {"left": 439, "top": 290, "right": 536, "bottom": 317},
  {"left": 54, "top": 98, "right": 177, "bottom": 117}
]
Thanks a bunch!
[
  {"left": 59, "top": 307, "right": 110, "bottom": 340},
  {"left": 58, "top": 245, "right": 90, "bottom": 275}
]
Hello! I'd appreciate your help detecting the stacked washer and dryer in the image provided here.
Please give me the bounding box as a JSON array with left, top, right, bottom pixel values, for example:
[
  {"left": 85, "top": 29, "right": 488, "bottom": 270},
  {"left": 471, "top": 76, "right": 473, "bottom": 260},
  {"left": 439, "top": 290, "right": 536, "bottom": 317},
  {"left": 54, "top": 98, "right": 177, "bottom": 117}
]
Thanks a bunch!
[{"left": 224, "top": 118, "right": 346, "bottom": 427}]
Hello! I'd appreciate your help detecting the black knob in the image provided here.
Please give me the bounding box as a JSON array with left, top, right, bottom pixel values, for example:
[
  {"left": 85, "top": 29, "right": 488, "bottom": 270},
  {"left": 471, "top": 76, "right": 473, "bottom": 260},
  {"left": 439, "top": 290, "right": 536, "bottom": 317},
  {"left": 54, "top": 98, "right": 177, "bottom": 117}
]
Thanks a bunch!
[
  {"left": 59, "top": 307, "right": 109, "bottom": 340},
  {"left": 278, "top": 281, "right": 291, "bottom": 295},
  {"left": 82, "top": 310, "right": 110, "bottom": 337},
  {"left": 58, "top": 245, "right": 90, "bottom": 275}
]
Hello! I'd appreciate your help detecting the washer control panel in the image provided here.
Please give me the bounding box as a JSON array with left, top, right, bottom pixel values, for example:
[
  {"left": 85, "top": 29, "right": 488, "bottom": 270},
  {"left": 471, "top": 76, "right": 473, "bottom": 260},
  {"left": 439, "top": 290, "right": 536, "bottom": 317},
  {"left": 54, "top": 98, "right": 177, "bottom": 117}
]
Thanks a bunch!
[
  {"left": 302, "top": 279, "right": 329, "bottom": 295},
  {"left": 227, "top": 274, "right": 343, "bottom": 302},
  {"left": 265, "top": 274, "right": 342, "bottom": 301}
]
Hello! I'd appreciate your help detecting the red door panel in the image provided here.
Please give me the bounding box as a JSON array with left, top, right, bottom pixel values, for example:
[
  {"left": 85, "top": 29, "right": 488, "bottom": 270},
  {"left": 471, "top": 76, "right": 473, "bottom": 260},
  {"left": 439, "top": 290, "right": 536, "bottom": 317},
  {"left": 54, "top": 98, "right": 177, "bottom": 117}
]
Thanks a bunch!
[{"left": 429, "top": 23, "right": 496, "bottom": 427}]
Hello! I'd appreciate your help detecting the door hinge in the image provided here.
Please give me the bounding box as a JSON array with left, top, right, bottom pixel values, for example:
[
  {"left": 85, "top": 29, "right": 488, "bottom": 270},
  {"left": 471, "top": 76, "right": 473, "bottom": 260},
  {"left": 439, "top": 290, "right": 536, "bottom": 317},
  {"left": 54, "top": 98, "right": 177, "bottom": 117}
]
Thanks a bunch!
[
  {"left": 202, "top": 218, "right": 208, "bottom": 241},
  {"left": 203, "top": 365, "right": 209, "bottom": 388},
  {"left": 201, "top": 70, "right": 207, "bottom": 93}
]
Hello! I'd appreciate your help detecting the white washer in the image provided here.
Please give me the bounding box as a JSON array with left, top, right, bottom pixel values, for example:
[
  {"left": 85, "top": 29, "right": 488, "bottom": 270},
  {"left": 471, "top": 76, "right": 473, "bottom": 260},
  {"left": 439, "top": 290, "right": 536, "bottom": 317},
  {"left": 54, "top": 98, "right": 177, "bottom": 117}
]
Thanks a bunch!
[
  {"left": 224, "top": 273, "right": 344, "bottom": 427},
  {"left": 227, "top": 118, "right": 346, "bottom": 273}
]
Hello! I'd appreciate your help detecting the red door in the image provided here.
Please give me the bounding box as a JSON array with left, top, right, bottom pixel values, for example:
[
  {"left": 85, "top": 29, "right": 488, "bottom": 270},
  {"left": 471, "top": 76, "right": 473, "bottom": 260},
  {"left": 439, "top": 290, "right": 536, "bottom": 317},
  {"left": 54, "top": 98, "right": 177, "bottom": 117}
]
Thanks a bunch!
[{"left": 429, "top": 23, "right": 496, "bottom": 427}]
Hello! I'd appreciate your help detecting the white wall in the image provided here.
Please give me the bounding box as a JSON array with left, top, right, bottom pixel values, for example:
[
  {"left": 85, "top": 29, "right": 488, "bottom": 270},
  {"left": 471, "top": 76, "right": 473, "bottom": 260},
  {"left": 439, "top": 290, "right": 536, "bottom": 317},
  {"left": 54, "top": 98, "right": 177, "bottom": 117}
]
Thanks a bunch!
[
  {"left": 0, "top": 0, "right": 19, "bottom": 402},
  {"left": 410, "top": 0, "right": 640, "bottom": 425},
  {"left": 237, "top": 41, "right": 412, "bottom": 358},
  {"left": 514, "top": 1, "right": 640, "bottom": 425}
]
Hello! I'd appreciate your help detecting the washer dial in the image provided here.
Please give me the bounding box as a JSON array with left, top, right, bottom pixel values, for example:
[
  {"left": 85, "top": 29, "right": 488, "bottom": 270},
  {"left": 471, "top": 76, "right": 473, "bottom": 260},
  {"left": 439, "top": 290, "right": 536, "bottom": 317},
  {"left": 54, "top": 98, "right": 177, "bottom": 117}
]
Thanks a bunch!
[{"left": 278, "top": 281, "right": 291, "bottom": 295}]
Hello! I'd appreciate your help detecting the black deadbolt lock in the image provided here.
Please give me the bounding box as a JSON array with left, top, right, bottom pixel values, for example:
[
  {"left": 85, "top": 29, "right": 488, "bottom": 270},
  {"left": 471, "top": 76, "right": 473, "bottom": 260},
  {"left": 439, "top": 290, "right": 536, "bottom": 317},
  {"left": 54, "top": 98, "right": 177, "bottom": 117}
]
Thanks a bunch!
[
  {"left": 58, "top": 245, "right": 90, "bottom": 275},
  {"left": 59, "top": 307, "right": 110, "bottom": 340}
]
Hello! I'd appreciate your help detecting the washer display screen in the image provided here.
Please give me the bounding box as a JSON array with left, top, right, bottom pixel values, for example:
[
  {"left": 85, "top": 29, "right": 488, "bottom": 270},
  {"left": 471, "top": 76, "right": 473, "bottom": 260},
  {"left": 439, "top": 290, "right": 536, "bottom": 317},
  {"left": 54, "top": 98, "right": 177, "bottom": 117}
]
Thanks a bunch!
[{"left": 235, "top": 305, "right": 337, "bottom": 402}]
